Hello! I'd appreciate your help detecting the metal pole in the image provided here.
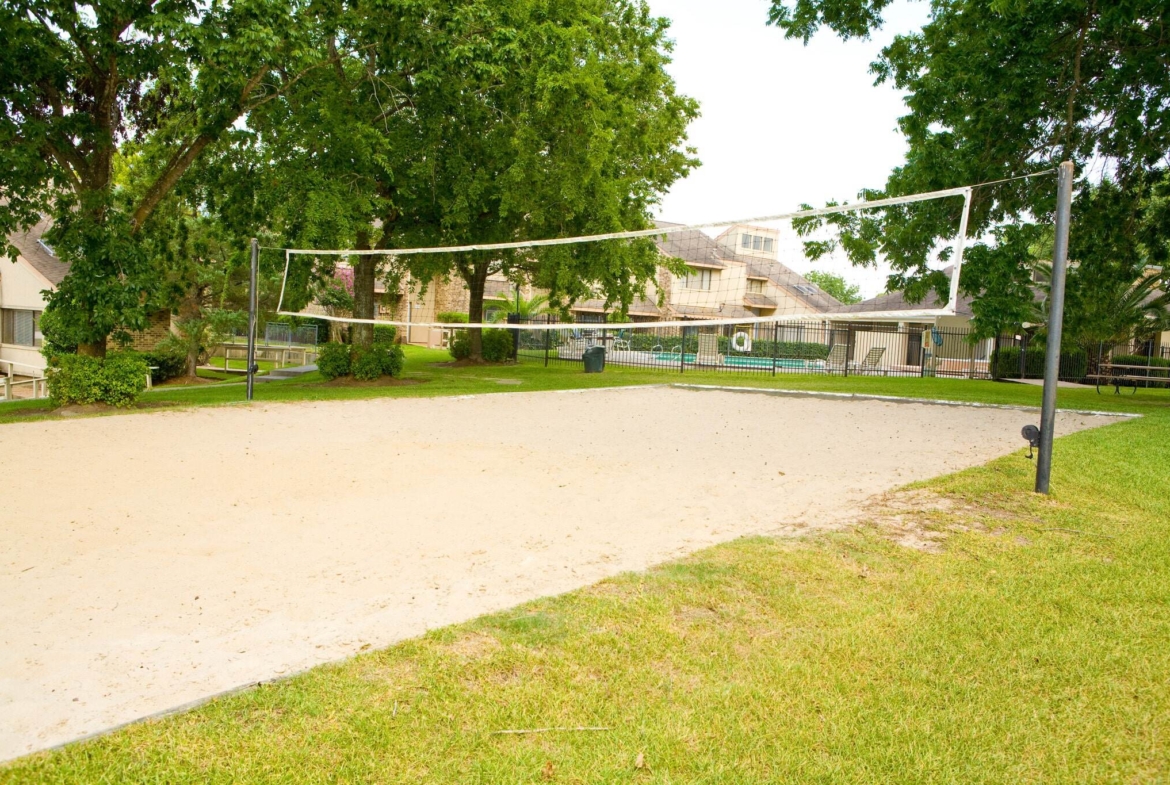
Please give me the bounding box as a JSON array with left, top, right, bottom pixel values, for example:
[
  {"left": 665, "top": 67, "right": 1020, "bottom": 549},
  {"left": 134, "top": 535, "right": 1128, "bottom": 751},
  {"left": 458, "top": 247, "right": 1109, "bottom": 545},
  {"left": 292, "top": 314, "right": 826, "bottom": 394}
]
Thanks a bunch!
[
  {"left": 1036, "top": 161, "right": 1074, "bottom": 494},
  {"left": 246, "top": 237, "right": 258, "bottom": 401}
]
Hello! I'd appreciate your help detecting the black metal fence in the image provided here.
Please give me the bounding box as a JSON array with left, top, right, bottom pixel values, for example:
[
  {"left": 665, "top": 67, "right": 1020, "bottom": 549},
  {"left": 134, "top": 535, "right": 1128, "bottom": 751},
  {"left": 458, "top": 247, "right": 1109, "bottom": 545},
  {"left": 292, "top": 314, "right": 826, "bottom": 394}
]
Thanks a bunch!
[
  {"left": 504, "top": 316, "right": 1167, "bottom": 384},
  {"left": 510, "top": 317, "right": 998, "bottom": 380}
]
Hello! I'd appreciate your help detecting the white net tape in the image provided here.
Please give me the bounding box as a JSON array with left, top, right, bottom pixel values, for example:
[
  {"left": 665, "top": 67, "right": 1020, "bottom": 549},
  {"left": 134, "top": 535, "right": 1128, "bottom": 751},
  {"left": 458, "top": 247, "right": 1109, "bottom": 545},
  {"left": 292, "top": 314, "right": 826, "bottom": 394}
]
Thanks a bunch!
[{"left": 276, "top": 185, "right": 973, "bottom": 331}]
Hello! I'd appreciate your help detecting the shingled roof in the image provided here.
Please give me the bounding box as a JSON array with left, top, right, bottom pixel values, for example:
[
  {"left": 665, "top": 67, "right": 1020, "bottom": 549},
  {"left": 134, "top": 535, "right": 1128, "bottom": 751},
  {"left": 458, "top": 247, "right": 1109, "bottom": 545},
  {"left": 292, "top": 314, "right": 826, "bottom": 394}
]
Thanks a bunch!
[
  {"left": 653, "top": 222, "right": 841, "bottom": 313},
  {"left": 824, "top": 267, "right": 974, "bottom": 317},
  {"left": 6, "top": 217, "right": 70, "bottom": 286}
]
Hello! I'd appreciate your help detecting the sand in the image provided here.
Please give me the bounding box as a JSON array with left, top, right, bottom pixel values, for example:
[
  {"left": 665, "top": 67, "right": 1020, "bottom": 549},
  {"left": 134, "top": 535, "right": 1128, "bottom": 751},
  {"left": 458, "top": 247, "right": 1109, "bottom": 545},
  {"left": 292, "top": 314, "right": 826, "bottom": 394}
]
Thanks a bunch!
[{"left": 0, "top": 386, "right": 1123, "bottom": 760}]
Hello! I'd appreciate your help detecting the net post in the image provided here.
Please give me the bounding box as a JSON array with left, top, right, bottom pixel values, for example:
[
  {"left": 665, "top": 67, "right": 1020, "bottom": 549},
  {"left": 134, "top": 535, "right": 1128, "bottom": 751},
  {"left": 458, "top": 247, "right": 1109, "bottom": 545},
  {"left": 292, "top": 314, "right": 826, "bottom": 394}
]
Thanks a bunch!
[
  {"left": 246, "top": 237, "right": 258, "bottom": 402},
  {"left": 1035, "top": 161, "right": 1074, "bottom": 495}
]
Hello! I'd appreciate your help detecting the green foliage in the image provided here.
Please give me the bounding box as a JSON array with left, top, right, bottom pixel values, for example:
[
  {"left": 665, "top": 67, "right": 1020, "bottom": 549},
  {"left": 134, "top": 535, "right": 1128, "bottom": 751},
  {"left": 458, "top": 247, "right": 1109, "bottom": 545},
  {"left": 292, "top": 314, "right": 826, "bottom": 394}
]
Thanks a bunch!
[
  {"left": 47, "top": 354, "right": 149, "bottom": 408},
  {"left": 448, "top": 329, "right": 515, "bottom": 363},
  {"left": 0, "top": 0, "right": 326, "bottom": 352},
  {"left": 318, "top": 341, "right": 404, "bottom": 380},
  {"left": 378, "top": 343, "right": 405, "bottom": 377},
  {"left": 317, "top": 343, "right": 352, "bottom": 380},
  {"left": 349, "top": 347, "right": 384, "bottom": 381},
  {"left": 769, "top": 0, "right": 1170, "bottom": 337},
  {"left": 487, "top": 292, "right": 550, "bottom": 322},
  {"left": 437, "top": 312, "right": 469, "bottom": 324},
  {"left": 373, "top": 325, "right": 398, "bottom": 345},
  {"left": 116, "top": 346, "right": 187, "bottom": 384},
  {"left": 804, "top": 271, "right": 861, "bottom": 305}
]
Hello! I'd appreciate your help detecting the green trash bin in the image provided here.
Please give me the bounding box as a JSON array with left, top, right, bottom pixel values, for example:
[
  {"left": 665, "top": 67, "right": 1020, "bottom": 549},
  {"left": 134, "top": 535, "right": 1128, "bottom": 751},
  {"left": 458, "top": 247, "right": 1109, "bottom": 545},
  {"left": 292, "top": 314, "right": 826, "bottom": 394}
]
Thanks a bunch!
[{"left": 583, "top": 345, "right": 606, "bottom": 373}]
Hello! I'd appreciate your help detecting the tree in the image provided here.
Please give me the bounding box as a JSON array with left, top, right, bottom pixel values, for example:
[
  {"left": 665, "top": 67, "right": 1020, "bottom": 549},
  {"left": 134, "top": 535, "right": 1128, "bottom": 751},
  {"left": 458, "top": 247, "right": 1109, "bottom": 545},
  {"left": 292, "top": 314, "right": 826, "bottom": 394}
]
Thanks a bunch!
[
  {"left": 0, "top": 0, "right": 333, "bottom": 355},
  {"left": 358, "top": 0, "right": 698, "bottom": 361},
  {"left": 804, "top": 271, "right": 861, "bottom": 304},
  {"left": 768, "top": 0, "right": 1170, "bottom": 336},
  {"left": 487, "top": 292, "right": 551, "bottom": 323}
]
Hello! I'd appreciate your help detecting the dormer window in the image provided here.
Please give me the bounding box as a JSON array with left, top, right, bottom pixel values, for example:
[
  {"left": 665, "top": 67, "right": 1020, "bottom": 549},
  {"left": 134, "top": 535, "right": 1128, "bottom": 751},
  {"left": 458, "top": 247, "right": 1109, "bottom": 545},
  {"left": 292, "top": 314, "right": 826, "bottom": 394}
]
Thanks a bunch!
[
  {"left": 740, "top": 233, "right": 774, "bottom": 253},
  {"left": 747, "top": 279, "right": 764, "bottom": 294}
]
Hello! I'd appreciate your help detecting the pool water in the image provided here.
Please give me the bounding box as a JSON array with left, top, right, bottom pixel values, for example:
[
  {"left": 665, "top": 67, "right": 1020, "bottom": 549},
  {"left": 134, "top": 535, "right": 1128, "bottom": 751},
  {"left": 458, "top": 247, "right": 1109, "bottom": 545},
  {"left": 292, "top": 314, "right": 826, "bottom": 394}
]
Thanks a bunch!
[{"left": 648, "top": 353, "right": 813, "bottom": 369}]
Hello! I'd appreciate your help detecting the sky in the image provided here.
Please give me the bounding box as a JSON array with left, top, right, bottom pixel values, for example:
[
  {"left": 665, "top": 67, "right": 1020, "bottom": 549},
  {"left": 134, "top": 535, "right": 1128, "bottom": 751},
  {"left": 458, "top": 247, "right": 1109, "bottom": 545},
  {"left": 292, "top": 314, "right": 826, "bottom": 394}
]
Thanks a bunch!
[
  {"left": 648, "top": 0, "right": 932, "bottom": 223},
  {"left": 645, "top": 0, "right": 937, "bottom": 297}
]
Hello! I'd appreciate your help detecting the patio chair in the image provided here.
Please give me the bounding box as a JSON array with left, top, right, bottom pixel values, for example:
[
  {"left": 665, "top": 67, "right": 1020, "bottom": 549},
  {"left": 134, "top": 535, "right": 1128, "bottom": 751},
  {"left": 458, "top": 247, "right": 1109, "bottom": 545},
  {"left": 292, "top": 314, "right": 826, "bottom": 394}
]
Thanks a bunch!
[
  {"left": 612, "top": 330, "right": 631, "bottom": 352},
  {"left": 696, "top": 333, "right": 723, "bottom": 367},
  {"left": 823, "top": 343, "right": 847, "bottom": 373},
  {"left": 850, "top": 346, "right": 887, "bottom": 375}
]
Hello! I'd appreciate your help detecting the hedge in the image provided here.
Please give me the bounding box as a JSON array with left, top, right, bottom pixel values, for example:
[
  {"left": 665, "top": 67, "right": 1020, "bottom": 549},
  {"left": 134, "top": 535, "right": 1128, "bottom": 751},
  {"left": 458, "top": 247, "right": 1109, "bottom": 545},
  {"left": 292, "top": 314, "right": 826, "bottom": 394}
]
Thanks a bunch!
[
  {"left": 318, "top": 341, "right": 405, "bottom": 381},
  {"left": 47, "top": 353, "right": 149, "bottom": 408},
  {"left": 994, "top": 345, "right": 1089, "bottom": 379},
  {"left": 449, "top": 328, "right": 514, "bottom": 362}
]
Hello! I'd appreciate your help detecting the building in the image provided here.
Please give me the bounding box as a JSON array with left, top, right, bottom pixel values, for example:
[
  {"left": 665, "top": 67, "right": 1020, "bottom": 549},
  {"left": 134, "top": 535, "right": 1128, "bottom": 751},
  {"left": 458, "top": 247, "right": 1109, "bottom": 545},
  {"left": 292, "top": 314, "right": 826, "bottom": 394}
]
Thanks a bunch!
[
  {"left": 1, "top": 218, "right": 67, "bottom": 375},
  {"left": 567, "top": 222, "right": 841, "bottom": 330},
  {"left": 2, "top": 220, "right": 174, "bottom": 377}
]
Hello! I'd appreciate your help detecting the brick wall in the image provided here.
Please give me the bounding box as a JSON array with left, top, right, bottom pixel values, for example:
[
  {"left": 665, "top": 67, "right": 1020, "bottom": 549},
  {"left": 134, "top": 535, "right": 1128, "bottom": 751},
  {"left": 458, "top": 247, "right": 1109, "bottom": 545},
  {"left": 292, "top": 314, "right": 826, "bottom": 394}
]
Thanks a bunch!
[{"left": 118, "top": 310, "right": 174, "bottom": 351}]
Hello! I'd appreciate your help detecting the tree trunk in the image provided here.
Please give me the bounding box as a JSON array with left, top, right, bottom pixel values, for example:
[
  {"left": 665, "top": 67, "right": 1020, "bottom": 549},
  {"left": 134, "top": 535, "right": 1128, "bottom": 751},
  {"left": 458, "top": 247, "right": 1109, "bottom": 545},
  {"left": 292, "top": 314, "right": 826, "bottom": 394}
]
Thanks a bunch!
[
  {"left": 78, "top": 338, "right": 107, "bottom": 358},
  {"left": 351, "top": 228, "right": 376, "bottom": 347},
  {"left": 466, "top": 261, "right": 489, "bottom": 362}
]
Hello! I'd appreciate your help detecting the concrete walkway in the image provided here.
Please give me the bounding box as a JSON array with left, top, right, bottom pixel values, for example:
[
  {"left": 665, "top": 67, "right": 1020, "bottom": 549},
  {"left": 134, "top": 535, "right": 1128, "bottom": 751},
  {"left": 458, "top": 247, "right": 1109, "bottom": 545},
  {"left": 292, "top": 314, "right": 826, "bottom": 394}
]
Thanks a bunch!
[{"left": 255, "top": 364, "right": 318, "bottom": 383}]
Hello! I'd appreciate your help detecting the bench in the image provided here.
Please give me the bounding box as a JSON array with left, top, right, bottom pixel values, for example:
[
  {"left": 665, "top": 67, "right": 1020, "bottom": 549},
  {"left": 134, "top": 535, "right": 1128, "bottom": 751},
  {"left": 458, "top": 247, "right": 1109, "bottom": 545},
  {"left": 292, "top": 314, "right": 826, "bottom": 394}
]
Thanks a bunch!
[{"left": 1087, "top": 363, "right": 1170, "bottom": 394}]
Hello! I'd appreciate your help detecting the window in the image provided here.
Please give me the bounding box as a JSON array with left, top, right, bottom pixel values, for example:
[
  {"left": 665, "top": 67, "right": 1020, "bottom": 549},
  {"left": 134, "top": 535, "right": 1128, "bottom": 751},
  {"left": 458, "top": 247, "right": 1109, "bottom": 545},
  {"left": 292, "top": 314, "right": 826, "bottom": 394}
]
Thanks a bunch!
[
  {"left": 684, "top": 268, "right": 713, "bottom": 290},
  {"left": 747, "top": 279, "right": 764, "bottom": 294},
  {"left": 763, "top": 237, "right": 775, "bottom": 253},
  {"left": 0, "top": 309, "right": 42, "bottom": 347},
  {"left": 752, "top": 235, "right": 763, "bottom": 251},
  {"left": 794, "top": 284, "right": 818, "bottom": 296},
  {"left": 741, "top": 233, "right": 751, "bottom": 249}
]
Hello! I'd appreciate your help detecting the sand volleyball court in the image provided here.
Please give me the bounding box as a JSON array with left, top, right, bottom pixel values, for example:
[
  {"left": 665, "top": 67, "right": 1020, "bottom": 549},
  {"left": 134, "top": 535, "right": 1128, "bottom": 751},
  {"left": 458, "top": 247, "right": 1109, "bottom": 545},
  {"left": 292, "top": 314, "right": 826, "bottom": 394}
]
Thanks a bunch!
[{"left": 0, "top": 386, "right": 1123, "bottom": 759}]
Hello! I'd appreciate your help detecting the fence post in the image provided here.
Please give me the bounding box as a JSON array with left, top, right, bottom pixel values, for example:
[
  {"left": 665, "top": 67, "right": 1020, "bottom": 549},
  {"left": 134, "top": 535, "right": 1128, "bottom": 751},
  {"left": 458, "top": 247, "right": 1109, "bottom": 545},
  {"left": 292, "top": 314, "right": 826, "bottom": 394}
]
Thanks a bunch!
[
  {"left": 544, "top": 316, "right": 550, "bottom": 367},
  {"left": 772, "top": 322, "right": 779, "bottom": 377},
  {"left": 968, "top": 331, "right": 976, "bottom": 379},
  {"left": 680, "top": 325, "right": 686, "bottom": 374},
  {"left": 507, "top": 312, "right": 519, "bottom": 361},
  {"left": 843, "top": 326, "right": 853, "bottom": 377},
  {"left": 4, "top": 374, "right": 10, "bottom": 401}
]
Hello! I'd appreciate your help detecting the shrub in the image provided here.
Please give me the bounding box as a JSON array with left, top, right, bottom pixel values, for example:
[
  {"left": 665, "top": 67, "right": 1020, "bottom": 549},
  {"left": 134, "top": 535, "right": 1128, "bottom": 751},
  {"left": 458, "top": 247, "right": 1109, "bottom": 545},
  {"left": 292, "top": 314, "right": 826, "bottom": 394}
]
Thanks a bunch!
[
  {"left": 448, "top": 330, "right": 471, "bottom": 360},
  {"left": 129, "top": 342, "right": 188, "bottom": 383},
  {"left": 350, "top": 346, "right": 383, "bottom": 381},
  {"left": 373, "top": 325, "right": 398, "bottom": 345},
  {"left": 48, "top": 353, "right": 149, "bottom": 408},
  {"left": 437, "top": 311, "right": 468, "bottom": 324},
  {"left": 994, "top": 344, "right": 1088, "bottom": 379},
  {"left": 317, "top": 342, "right": 352, "bottom": 380},
  {"left": 448, "top": 328, "right": 514, "bottom": 362},
  {"left": 482, "top": 328, "right": 515, "bottom": 362},
  {"left": 379, "top": 342, "right": 405, "bottom": 377}
]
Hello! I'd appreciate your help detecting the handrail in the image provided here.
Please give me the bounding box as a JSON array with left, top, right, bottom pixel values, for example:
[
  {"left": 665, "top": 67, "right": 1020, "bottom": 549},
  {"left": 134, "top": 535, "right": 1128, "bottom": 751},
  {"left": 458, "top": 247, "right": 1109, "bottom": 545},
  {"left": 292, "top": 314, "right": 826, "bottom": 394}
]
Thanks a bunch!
[{"left": 0, "top": 358, "right": 45, "bottom": 376}]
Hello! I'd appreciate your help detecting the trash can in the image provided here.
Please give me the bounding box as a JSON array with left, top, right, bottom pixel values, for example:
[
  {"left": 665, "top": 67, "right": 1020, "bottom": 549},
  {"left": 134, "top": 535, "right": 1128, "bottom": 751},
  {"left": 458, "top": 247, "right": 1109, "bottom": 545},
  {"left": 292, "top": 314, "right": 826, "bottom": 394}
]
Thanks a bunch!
[{"left": 583, "top": 345, "right": 606, "bottom": 373}]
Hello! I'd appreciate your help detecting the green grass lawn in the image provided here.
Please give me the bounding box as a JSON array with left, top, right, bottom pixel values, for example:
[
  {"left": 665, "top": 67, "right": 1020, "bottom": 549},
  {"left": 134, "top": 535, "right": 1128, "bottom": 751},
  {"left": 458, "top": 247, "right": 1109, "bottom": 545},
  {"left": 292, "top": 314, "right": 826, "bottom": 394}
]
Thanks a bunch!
[
  {"left": 4, "top": 345, "right": 1165, "bottom": 426},
  {"left": 2, "top": 347, "right": 1168, "bottom": 782}
]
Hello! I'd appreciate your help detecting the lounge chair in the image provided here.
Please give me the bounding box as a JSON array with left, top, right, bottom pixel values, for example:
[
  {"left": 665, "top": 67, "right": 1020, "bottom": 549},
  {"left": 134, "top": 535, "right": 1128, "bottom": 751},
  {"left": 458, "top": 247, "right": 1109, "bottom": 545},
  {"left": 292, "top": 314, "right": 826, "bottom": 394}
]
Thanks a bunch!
[
  {"left": 696, "top": 333, "right": 723, "bottom": 367},
  {"left": 823, "top": 343, "right": 847, "bottom": 373},
  {"left": 850, "top": 346, "right": 887, "bottom": 375}
]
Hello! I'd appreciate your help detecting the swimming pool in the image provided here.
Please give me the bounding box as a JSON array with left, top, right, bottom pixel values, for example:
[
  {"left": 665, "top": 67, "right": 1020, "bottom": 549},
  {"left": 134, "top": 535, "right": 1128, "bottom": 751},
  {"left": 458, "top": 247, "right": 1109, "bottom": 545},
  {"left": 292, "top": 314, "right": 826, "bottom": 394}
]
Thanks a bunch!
[{"left": 648, "top": 353, "right": 815, "bottom": 370}]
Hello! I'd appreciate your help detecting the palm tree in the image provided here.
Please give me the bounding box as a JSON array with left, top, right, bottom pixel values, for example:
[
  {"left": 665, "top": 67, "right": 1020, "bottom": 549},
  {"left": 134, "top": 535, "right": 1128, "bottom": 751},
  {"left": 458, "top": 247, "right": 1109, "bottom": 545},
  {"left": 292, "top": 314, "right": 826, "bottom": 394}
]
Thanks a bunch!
[
  {"left": 1029, "top": 263, "right": 1169, "bottom": 345},
  {"left": 486, "top": 291, "right": 551, "bottom": 323}
]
